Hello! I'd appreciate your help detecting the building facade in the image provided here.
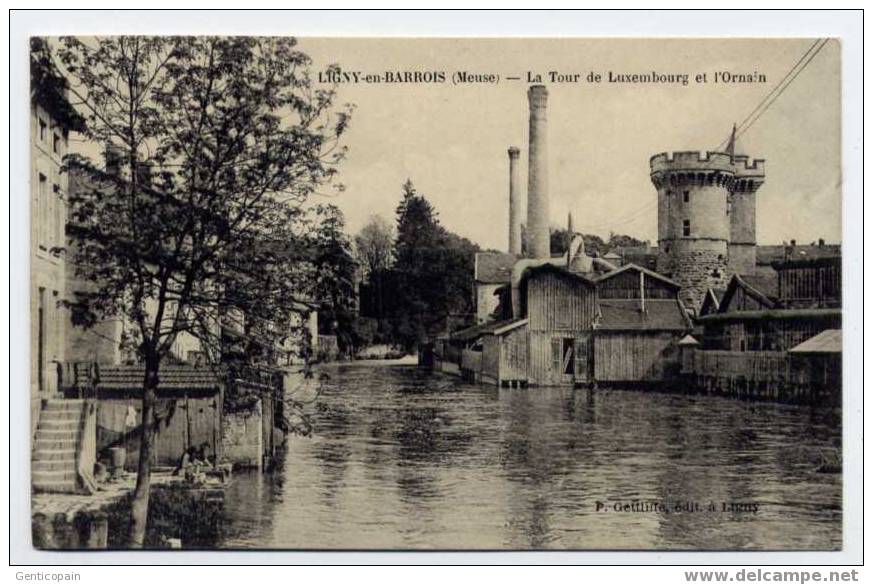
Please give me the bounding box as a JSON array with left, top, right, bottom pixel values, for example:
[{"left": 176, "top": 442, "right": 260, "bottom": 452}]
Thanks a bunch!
[{"left": 31, "top": 100, "right": 73, "bottom": 425}]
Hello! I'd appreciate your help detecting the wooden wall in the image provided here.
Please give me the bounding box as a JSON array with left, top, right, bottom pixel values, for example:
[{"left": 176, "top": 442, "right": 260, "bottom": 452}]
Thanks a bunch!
[
  {"left": 527, "top": 272, "right": 597, "bottom": 332},
  {"left": 500, "top": 327, "right": 528, "bottom": 383},
  {"left": 778, "top": 263, "right": 841, "bottom": 308},
  {"left": 723, "top": 285, "right": 770, "bottom": 313},
  {"left": 95, "top": 394, "right": 221, "bottom": 468},
  {"left": 597, "top": 270, "right": 675, "bottom": 299},
  {"left": 594, "top": 332, "right": 679, "bottom": 382}
]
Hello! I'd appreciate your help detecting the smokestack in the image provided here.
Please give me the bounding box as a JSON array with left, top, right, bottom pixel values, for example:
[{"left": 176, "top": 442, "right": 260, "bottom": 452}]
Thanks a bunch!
[
  {"left": 508, "top": 146, "right": 522, "bottom": 255},
  {"left": 527, "top": 85, "right": 550, "bottom": 258}
]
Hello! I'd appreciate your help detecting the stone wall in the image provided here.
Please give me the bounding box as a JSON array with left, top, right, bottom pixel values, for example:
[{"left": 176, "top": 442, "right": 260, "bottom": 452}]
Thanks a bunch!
[
  {"left": 658, "top": 240, "right": 728, "bottom": 311},
  {"left": 221, "top": 400, "right": 263, "bottom": 470}
]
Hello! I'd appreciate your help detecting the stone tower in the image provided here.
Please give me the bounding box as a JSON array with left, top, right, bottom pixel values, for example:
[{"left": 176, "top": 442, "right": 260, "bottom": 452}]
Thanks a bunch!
[
  {"left": 727, "top": 154, "right": 766, "bottom": 275},
  {"left": 650, "top": 151, "right": 765, "bottom": 311}
]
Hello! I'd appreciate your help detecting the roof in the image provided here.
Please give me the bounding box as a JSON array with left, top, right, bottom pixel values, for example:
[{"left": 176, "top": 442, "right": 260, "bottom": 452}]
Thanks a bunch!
[
  {"left": 519, "top": 262, "right": 597, "bottom": 287},
  {"left": 678, "top": 334, "right": 700, "bottom": 346},
  {"left": 475, "top": 252, "right": 516, "bottom": 284},
  {"left": 614, "top": 246, "right": 659, "bottom": 269},
  {"left": 450, "top": 318, "right": 522, "bottom": 342},
  {"left": 492, "top": 319, "right": 528, "bottom": 336},
  {"left": 756, "top": 244, "right": 841, "bottom": 266},
  {"left": 698, "top": 308, "right": 842, "bottom": 323},
  {"left": 93, "top": 365, "right": 223, "bottom": 393},
  {"left": 595, "top": 263, "right": 680, "bottom": 289},
  {"left": 700, "top": 288, "right": 725, "bottom": 316},
  {"left": 597, "top": 299, "right": 691, "bottom": 331},
  {"left": 772, "top": 256, "right": 842, "bottom": 270},
  {"left": 719, "top": 273, "right": 778, "bottom": 312},
  {"left": 789, "top": 329, "right": 842, "bottom": 354},
  {"left": 737, "top": 273, "right": 778, "bottom": 300}
]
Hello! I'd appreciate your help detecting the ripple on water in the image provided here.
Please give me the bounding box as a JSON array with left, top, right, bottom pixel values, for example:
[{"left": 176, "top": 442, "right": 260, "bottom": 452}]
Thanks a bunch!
[{"left": 219, "top": 364, "right": 842, "bottom": 550}]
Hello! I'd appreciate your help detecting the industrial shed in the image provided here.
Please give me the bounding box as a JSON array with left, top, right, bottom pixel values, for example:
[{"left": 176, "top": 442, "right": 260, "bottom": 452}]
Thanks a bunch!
[{"left": 593, "top": 265, "right": 692, "bottom": 383}]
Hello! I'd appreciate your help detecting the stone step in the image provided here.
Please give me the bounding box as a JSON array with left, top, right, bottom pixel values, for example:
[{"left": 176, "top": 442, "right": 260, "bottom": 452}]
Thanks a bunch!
[
  {"left": 38, "top": 410, "right": 84, "bottom": 422},
  {"left": 32, "top": 448, "right": 77, "bottom": 461},
  {"left": 32, "top": 458, "right": 76, "bottom": 472},
  {"left": 34, "top": 438, "right": 78, "bottom": 451},
  {"left": 33, "top": 480, "right": 78, "bottom": 494},
  {"left": 42, "top": 400, "right": 84, "bottom": 412},
  {"left": 38, "top": 419, "right": 81, "bottom": 431},
  {"left": 35, "top": 429, "right": 78, "bottom": 441},
  {"left": 32, "top": 469, "right": 78, "bottom": 484}
]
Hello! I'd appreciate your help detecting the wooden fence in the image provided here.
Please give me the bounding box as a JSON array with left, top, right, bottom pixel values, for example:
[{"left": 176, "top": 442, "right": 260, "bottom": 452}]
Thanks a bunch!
[{"left": 691, "top": 349, "right": 836, "bottom": 404}]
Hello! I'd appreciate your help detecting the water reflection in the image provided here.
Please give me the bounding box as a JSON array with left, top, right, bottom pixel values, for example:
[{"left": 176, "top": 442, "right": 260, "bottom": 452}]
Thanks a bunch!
[{"left": 220, "top": 364, "right": 841, "bottom": 550}]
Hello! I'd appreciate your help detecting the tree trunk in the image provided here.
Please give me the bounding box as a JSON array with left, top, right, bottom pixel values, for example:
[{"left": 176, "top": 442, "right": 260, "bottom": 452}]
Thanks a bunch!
[{"left": 128, "top": 351, "right": 160, "bottom": 548}]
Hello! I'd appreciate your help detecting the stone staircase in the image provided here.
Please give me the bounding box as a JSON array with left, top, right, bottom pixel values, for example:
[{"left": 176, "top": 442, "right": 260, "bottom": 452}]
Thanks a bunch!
[{"left": 32, "top": 399, "right": 89, "bottom": 494}]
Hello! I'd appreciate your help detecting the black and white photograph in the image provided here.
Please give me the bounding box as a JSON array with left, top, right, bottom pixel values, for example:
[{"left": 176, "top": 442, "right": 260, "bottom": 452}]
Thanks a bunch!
[{"left": 11, "top": 11, "right": 862, "bottom": 566}]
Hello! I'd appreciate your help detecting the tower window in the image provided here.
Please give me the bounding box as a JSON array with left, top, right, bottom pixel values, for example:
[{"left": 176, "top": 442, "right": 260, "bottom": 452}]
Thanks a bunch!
[
  {"left": 683, "top": 190, "right": 690, "bottom": 203},
  {"left": 682, "top": 220, "right": 691, "bottom": 237},
  {"left": 38, "top": 118, "right": 47, "bottom": 141},
  {"left": 52, "top": 133, "right": 60, "bottom": 154}
]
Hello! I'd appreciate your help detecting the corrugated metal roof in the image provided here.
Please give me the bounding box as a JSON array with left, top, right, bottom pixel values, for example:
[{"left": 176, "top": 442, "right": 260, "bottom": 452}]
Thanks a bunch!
[
  {"left": 474, "top": 252, "right": 516, "bottom": 284},
  {"left": 94, "top": 365, "right": 222, "bottom": 392},
  {"left": 789, "top": 329, "right": 842, "bottom": 354},
  {"left": 598, "top": 299, "right": 690, "bottom": 331}
]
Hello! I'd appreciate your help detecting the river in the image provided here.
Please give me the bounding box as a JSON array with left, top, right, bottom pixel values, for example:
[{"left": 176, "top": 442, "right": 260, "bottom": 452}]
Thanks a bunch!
[{"left": 218, "top": 363, "right": 841, "bottom": 550}]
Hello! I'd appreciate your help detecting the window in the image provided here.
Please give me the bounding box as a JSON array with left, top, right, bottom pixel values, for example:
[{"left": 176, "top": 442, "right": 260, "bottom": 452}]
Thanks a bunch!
[
  {"left": 37, "top": 173, "right": 48, "bottom": 248},
  {"left": 38, "top": 118, "right": 47, "bottom": 142},
  {"left": 53, "top": 184, "right": 63, "bottom": 246},
  {"left": 52, "top": 133, "right": 60, "bottom": 154},
  {"left": 682, "top": 219, "right": 691, "bottom": 237},
  {"left": 683, "top": 190, "right": 690, "bottom": 203}
]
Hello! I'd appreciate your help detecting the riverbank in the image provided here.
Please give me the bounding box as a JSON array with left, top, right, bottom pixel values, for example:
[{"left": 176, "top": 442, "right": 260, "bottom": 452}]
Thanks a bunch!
[{"left": 32, "top": 468, "right": 231, "bottom": 549}]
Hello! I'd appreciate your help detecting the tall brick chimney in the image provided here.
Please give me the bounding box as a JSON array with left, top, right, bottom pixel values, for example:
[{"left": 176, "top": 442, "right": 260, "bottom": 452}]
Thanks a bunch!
[
  {"left": 507, "top": 146, "right": 522, "bottom": 255},
  {"left": 527, "top": 85, "right": 550, "bottom": 259}
]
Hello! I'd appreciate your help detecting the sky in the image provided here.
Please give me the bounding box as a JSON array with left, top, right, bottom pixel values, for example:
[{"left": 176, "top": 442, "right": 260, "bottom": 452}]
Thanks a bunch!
[
  {"left": 295, "top": 38, "right": 841, "bottom": 250},
  {"left": 66, "top": 37, "right": 842, "bottom": 251}
]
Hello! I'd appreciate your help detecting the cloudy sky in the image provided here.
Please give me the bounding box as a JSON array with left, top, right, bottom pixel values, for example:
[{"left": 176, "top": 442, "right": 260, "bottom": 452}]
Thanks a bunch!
[{"left": 299, "top": 37, "right": 841, "bottom": 250}]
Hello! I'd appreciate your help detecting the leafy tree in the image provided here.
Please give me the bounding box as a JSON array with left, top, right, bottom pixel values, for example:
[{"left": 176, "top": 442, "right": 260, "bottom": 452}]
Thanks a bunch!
[
  {"left": 607, "top": 232, "right": 647, "bottom": 250},
  {"left": 53, "top": 36, "right": 350, "bottom": 547},
  {"left": 391, "top": 180, "right": 478, "bottom": 350},
  {"left": 30, "top": 38, "right": 85, "bottom": 132},
  {"left": 311, "top": 204, "right": 359, "bottom": 355},
  {"left": 354, "top": 214, "right": 394, "bottom": 279}
]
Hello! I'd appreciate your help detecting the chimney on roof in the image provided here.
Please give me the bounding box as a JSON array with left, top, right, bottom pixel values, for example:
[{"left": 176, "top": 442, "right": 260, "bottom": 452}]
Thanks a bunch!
[
  {"left": 526, "top": 85, "right": 550, "bottom": 259},
  {"left": 507, "top": 146, "right": 522, "bottom": 255}
]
